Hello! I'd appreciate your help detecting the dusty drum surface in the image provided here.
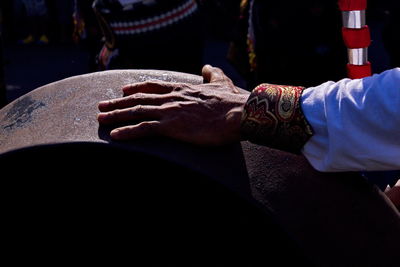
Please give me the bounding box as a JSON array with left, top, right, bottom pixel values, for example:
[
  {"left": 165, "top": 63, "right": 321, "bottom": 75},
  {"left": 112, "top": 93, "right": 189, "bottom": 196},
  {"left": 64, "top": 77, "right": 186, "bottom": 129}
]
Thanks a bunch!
[
  {"left": 0, "top": 70, "right": 399, "bottom": 266},
  {"left": 0, "top": 70, "right": 203, "bottom": 152}
]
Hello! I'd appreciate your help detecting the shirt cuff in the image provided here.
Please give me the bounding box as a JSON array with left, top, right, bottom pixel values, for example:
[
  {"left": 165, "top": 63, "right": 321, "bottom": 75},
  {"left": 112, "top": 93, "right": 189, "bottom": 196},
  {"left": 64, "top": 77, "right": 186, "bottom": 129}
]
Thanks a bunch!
[{"left": 240, "top": 83, "right": 313, "bottom": 154}]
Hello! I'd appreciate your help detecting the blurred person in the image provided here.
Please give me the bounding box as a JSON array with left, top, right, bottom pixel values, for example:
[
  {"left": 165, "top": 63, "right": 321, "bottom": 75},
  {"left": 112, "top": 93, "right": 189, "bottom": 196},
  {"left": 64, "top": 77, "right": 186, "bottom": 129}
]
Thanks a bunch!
[
  {"left": 73, "top": 0, "right": 103, "bottom": 71},
  {"left": 197, "top": 0, "right": 242, "bottom": 41},
  {"left": 0, "top": 0, "right": 12, "bottom": 41},
  {"left": 92, "top": 0, "right": 204, "bottom": 74},
  {"left": 46, "top": 1, "right": 74, "bottom": 44},
  {"left": 229, "top": 0, "right": 400, "bottom": 89},
  {"left": 17, "top": 0, "right": 50, "bottom": 45},
  {"left": 229, "top": 0, "right": 346, "bottom": 89},
  {"left": 383, "top": 0, "right": 400, "bottom": 67}
]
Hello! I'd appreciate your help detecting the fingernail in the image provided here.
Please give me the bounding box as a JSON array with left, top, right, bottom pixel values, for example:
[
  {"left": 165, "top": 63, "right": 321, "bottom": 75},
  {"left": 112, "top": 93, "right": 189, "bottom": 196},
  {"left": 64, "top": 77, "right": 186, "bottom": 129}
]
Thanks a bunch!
[
  {"left": 98, "top": 101, "right": 109, "bottom": 109},
  {"left": 122, "top": 84, "right": 133, "bottom": 93},
  {"left": 97, "top": 113, "right": 108, "bottom": 122},
  {"left": 110, "top": 129, "right": 121, "bottom": 139}
]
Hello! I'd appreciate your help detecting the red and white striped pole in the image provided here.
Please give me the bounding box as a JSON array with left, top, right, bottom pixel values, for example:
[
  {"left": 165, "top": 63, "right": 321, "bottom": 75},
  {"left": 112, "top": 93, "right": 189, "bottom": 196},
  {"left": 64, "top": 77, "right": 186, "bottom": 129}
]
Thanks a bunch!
[{"left": 339, "top": 0, "right": 372, "bottom": 79}]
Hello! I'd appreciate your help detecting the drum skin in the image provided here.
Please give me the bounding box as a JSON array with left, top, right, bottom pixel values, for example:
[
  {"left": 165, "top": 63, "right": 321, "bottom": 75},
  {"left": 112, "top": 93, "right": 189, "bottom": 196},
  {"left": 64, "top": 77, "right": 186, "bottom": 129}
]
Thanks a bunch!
[
  {"left": 0, "top": 70, "right": 399, "bottom": 266},
  {"left": 0, "top": 70, "right": 203, "bottom": 153}
]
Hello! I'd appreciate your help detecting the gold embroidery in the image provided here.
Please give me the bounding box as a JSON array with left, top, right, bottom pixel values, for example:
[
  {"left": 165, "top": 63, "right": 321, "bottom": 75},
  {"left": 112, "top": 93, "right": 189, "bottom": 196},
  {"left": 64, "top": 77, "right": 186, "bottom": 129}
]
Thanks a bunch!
[{"left": 241, "top": 83, "right": 313, "bottom": 154}]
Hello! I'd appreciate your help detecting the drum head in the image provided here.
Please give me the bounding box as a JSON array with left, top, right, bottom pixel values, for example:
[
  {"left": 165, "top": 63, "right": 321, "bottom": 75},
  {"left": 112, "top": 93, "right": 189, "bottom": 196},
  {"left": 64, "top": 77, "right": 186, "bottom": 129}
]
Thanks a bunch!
[{"left": 0, "top": 70, "right": 204, "bottom": 153}]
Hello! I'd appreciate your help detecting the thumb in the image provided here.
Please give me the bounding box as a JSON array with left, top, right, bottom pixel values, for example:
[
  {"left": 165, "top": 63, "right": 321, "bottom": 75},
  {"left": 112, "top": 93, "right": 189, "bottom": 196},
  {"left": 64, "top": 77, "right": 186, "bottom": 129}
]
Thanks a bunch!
[{"left": 202, "top": 64, "right": 226, "bottom": 83}]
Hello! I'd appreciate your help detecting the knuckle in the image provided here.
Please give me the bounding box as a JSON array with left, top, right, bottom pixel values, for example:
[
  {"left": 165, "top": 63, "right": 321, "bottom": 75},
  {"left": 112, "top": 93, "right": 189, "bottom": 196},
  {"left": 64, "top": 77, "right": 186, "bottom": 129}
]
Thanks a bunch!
[
  {"left": 169, "top": 92, "right": 185, "bottom": 102},
  {"left": 130, "top": 92, "right": 144, "bottom": 100},
  {"left": 140, "top": 121, "right": 160, "bottom": 134},
  {"left": 163, "top": 102, "right": 180, "bottom": 111},
  {"left": 113, "top": 109, "right": 124, "bottom": 117},
  {"left": 109, "top": 99, "right": 120, "bottom": 106},
  {"left": 133, "top": 104, "right": 143, "bottom": 113},
  {"left": 141, "top": 121, "right": 153, "bottom": 130},
  {"left": 105, "top": 110, "right": 117, "bottom": 121},
  {"left": 171, "top": 83, "right": 186, "bottom": 92},
  {"left": 144, "top": 80, "right": 160, "bottom": 87},
  {"left": 213, "top": 66, "right": 223, "bottom": 73}
]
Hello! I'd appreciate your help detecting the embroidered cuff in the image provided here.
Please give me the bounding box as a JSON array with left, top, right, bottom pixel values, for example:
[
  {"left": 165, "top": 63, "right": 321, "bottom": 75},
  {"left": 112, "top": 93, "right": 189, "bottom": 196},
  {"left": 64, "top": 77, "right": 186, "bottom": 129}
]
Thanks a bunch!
[{"left": 241, "top": 83, "right": 313, "bottom": 154}]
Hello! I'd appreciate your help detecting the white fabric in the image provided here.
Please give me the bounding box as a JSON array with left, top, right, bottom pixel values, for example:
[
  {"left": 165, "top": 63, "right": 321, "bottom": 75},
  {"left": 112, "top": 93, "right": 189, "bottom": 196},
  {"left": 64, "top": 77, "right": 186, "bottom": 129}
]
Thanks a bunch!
[{"left": 301, "top": 68, "right": 400, "bottom": 172}]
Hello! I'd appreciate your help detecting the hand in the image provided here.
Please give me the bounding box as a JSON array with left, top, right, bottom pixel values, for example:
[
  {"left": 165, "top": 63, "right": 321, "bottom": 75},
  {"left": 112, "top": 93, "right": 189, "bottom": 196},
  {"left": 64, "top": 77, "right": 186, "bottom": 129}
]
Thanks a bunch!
[
  {"left": 97, "top": 65, "right": 250, "bottom": 145},
  {"left": 385, "top": 179, "right": 400, "bottom": 211}
]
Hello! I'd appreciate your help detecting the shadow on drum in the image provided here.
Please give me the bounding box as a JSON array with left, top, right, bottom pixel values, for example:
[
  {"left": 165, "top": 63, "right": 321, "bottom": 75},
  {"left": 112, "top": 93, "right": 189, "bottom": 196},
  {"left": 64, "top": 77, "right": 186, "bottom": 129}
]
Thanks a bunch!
[{"left": 1, "top": 142, "right": 312, "bottom": 266}]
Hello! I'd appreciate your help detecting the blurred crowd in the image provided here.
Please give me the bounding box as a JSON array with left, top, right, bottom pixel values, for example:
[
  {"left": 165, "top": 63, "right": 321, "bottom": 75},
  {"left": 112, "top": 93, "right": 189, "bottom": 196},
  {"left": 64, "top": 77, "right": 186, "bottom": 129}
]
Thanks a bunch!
[
  {"left": 1, "top": 1, "right": 73, "bottom": 45},
  {"left": 0, "top": 0, "right": 399, "bottom": 107}
]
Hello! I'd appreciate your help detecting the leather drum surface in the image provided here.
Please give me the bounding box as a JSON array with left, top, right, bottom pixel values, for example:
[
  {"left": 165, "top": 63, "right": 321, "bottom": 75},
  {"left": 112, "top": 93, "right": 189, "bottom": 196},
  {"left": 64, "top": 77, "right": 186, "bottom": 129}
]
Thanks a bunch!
[
  {"left": 0, "top": 70, "right": 203, "bottom": 153},
  {"left": 1, "top": 70, "right": 399, "bottom": 266}
]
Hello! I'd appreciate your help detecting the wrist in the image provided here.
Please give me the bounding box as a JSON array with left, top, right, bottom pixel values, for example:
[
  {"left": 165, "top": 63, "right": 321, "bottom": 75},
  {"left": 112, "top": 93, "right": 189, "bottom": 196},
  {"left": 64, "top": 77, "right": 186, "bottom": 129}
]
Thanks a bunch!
[
  {"left": 224, "top": 90, "right": 250, "bottom": 144},
  {"left": 240, "top": 83, "right": 313, "bottom": 154}
]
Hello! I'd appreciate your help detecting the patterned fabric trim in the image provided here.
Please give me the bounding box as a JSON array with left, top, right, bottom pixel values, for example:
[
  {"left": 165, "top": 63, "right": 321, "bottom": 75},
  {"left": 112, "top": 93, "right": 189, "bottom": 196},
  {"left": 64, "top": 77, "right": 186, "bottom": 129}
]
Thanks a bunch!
[
  {"left": 110, "top": 0, "right": 197, "bottom": 36},
  {"left": 241, "top": 83, "right": 313, "bottom": 154}
]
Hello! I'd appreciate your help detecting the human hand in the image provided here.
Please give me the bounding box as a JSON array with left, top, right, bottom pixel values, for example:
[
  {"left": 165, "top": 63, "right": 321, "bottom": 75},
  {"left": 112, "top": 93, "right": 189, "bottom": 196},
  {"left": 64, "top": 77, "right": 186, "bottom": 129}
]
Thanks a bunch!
[
  {"left": 97, "top": 65, "right": 250, "bottom": 145},
  {"left": 385, "top": 179, "right": 400, "bottom": 211}
]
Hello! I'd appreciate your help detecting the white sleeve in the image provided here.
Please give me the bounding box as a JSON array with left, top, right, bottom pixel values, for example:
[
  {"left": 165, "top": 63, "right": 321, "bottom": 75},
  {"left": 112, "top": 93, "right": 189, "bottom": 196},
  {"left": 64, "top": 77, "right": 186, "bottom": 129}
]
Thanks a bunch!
[{"left": 301, "top": 68, "right": 400, "bottom": 172}]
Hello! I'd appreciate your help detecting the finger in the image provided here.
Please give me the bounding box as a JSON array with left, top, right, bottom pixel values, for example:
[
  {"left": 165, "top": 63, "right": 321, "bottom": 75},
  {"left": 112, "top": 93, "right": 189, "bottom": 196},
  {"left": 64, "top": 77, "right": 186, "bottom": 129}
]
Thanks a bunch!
[
  {"left": 385, "top": 185, "right": 400, "bottom": 209},
  {"left": 122, "top": 81, "right": 175, "bottom": 96},
  {"left": 385, "top": 184, "right": 391, "bottom": 193},
  {"left": 202, "top": 64, "right": 227, "bottom": 83},
  {"left": 97, "top": 105, "right": 162, "bottom": 125},
  {"left": 98, "top": 93, "right": 181, "bottom": 112},
  {"left": 110, "top": 121, "right": 162, "bottom": 140}
]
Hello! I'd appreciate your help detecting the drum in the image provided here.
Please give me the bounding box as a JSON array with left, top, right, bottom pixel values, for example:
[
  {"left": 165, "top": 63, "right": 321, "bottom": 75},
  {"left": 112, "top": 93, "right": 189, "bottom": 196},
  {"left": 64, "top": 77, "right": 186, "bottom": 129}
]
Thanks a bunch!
[{"left": 0, "top": 70, "right": 399, "bottom": 266}]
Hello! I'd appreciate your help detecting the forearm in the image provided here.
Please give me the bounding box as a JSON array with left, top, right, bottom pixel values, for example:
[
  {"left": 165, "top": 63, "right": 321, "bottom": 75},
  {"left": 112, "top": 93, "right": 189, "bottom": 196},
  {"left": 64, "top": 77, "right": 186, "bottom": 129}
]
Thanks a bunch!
[
  {"left": 241, "top": 68, "right": 400, "bottom": 172},
  {"left": 301, "top": 68, "right": 400, "bottom": 172}
]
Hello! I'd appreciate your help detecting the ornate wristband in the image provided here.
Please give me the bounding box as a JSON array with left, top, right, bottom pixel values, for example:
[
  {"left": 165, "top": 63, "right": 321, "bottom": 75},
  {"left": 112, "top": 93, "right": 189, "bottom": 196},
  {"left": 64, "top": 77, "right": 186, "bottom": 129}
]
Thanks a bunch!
[{"left": 241, "top": 83, "right": 313, "bottom": 154}]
